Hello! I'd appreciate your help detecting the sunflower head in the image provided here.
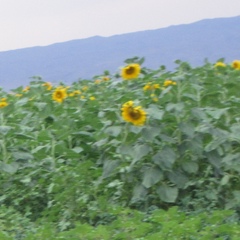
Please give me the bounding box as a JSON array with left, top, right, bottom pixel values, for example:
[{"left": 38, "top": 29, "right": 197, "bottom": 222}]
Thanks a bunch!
[
  {"left": 121, "top": 101, "right": 146, "bottom": 126},
  {"left": 163, "top": 80, "right": 177, "bottom": 87},
  {"left": 94, "top": 79, "right": 102, "bottom": 84},
  {"left": 23, "top": 86, "right": 30, "bottom": 92},
  {"left": 89, "top": 96, "right": 96, "bottom": 101},
  {"left": 52, "top": 88, "right": 67, "bottom": 103},
  {"left": 231, "top": 60, "right": 240, "bottom": 70},
  {"left": 42, "top": 82, "right": 52, "bottom": 90},
  {"left": 121, "top": 63, "right": 141, "bottom": 80},
  {"left": 214, "top": 62, "right": 226, "bottom": 68},
  {"left": 102, "top": 76, "right": 110, "bottom": 81},
  {"left": 0, "top": 101, "right": 8, "bottom": 108}
]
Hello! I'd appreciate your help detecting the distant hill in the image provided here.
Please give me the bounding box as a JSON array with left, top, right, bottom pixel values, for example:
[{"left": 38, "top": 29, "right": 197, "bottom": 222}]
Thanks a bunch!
[{"left": 0, "top": 15, "right": 240, "bottom": 90}]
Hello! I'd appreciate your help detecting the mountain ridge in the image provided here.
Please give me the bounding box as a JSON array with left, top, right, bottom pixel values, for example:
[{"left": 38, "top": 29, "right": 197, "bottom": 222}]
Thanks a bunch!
[{"left": 1, "top": 15, "right": 240, "bottom": 90}]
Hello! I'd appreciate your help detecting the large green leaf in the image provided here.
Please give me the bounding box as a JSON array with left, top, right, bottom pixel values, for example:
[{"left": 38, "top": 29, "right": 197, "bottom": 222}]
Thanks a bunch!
[
  {"left": 131, "top": 144, "right": 152, "bottom": 165},
  {"left": 142, "top": 167, "right": 163, "bottom": 188},
  {"left": 157, "top": 185, "right": 178, "bottom": 203},
  {"left": 102, "top": 160, "right": 120, "bottom": 179},
  {"left": 131, "top": 184, "right": 148, "bottom": 203},
  {"left": 14, "top": 133, "right": 35, "bottom": 140},
  {"left": 146, "top": 105, "right": 164, "bottom": 120},
  {"left": 104, "top": 126, "right": 122, "bottom": 137},
  {"left": 167, "top": 170, "right": 189, "bottom": 188},
  {"left": 205, "top": 107, "right": 229, "bottom": 120},
  {"left": 0, "top": 162, "right": 19, "bottom": 174},
  {"left": 179, "top": 122, "right": 195, "bottom": 138},
  {"left": 12, "top": 152, "right": 34, "bottom": 161},
  {"left": 141, "top": 126, "right": 161, "bottom": 141},
  {"left": 181, "top": 162, "right": 199, "bottom": 174},
  {"left": 152, "top": 146, "right": 176, "bottom": 170}
]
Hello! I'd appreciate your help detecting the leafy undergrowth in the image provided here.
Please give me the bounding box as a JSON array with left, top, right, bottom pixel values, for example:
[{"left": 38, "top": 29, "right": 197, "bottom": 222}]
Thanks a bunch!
[
  {"left": 0, "top": 206, "right": 239, "bottom": 239},
  {"left": 0, "top": 57, "right": 240, "bottom": 239}
]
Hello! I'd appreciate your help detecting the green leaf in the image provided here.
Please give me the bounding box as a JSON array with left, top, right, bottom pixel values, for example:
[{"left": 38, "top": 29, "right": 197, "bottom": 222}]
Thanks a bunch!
[
  {"left": 205, "top": 138, "right": 226, "bottom": 152},
  {"left": 141, "top": 126, "right": 161, "bottom": 141},
  {"left": 146, "top": 105, "right": 164, "bottom": 120},
  {"left": 129, "top": 125, "right": 142, "bottom": 134},
  {"left": 182, "top": 93, "right": 198, "bottom": 101},
  {"left": 47, "top": 183, "right": 55, "bottom": 194},
  {"left": 15, "top": 97, "right": 28, "bottom": 106},
  {"left": 166, "top": 102, "right": 184, "bottom": 113},
  {"left": 0, "top": 126, "right": 12, "bottom": 135},
  {"left": 104, "top": 126, "right": 122, "bottom": 137},
  {"left": 34, "top": 102, "right": 47, "bottom": 111},
  {"left": 152, "top": 146, "right": 176, "bottom": 170},
  {"left": 14, "top": 133, "right": 35, "bottom": 140},
  {"left": 182, "top": 162, "right": 199, "bottom": 174},
  {"left": 179, "top": 122, "right": 195, "bottom": 138},
  {"left": 205, "top": 151, "right": 222, "bottom": 169},
  {"left": 222, "top": 152, "right": 240, "bottom": 163},
  {"left": 72, "top": 131, "right": 93, "bottom": 137},
  {"left": 71, "top": 147, "right": 84, "bottom": 153},
  {"left": 31, "top": 145, "right": 47, "bottom": 154},
  {"left": 220, "top": 174, "right": 230, "bottom": 186},
  {"left": 102, "top": 160, "right": 120, "bottom": 179},
  {"left": 131, "top": 144, "right": 152, "bottom": 164},
  {"left": 167, "top": 170, "right": 189, "bottom": 188},
  {"left": 0, "top": 162, "right": 19, "bottom": 174},
  {"left": 131, "top": 184, "right": 148, "bottom": 202},
  {"left": 142, "top": 167, "right": 163, "bottom": 188},
  {"left": 157, "top": 185, "right": 178, "bottom": 203},
  {"left": 205, "top": 107, "right": 229, "bottom": 120},
  {"left": 117, "top": 144, "right": 133, "bottom": 156},
  {"left": 20, "top": 177, "right": 31, "bottom": 183},
  {"left": 12, "top": 151, "right": 34, "bottom": 161}
]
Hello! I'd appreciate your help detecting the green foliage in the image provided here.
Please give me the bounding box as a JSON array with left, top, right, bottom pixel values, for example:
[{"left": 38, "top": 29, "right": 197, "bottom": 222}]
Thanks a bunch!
[
  {"left": 24, "top": 207, "right": 240, "bottom": 239},
  {"left": 1, "top": 58, "right": 240, "bottom": 238}
]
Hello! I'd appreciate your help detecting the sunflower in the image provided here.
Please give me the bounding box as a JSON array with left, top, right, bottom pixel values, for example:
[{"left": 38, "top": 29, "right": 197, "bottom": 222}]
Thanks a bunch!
[
  {"left": 163, "top": 80, "right": 177, "bottom": 87},
  {"left": 121, "top": 101, "right": 146, "bottom": 126},
  {"left": 89, "top": 96, "right": 96, "bottom": 101},
  {"left": 82, "top": 86, "right": 88, "bottom": 91},
  {"left": 102, "top": 76, "right": 110, "bottom": 81},
  {"left": 69, "top": 90, "right": 82, "bottom": 97},
  {"left": 22, "top": 86, "right": 30, "bottom": 92},
  {"left": 52, "top": 88, "right": 67, "bottom": 103},
  {"left": 94, "top": 79, "right": 102, "bottom": 84},
  {"left": 231, "top": 60, "right": 240, "bottom": 70},
  {"left": 0, "top": 101, "right": 8, "bottom": 108},
  {"left": 214, "top": 62, "right": 226, "bottom": 68},
  {"left": 42, "top": 82, "right": 52, "bottom": 90},
  {"left": 121, "top": 63, "right": 141, "bottom": 80},
  {"left": 143, "top": 82, "right": 160, "bottom": 91}
]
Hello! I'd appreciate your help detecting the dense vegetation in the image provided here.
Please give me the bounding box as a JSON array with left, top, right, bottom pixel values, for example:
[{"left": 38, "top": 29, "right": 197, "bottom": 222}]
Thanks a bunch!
[{"left": 0, "top": 58, "right": 240, "bottom": 239}]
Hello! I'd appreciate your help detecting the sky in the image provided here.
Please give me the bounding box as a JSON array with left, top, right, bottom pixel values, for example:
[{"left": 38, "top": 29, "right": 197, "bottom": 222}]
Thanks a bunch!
[{"left": 0, "top": 0, "right": 240, "bottom": 52}]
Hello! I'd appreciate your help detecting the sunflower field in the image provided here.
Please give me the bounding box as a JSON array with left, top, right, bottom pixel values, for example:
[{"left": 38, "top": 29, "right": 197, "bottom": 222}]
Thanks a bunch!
[{"left": 0, "top": 57, "right": 240, "bottom": 239}]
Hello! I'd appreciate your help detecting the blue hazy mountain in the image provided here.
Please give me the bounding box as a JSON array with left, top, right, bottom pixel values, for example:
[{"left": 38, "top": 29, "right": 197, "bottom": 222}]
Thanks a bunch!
[{"left": 0, "top": 15, "right": 240, "bottom": 90}]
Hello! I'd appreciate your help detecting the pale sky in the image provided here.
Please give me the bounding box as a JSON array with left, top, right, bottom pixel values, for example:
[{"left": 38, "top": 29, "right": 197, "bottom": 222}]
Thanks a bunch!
[{"left": 0, "top": 0, "right": 240, "bottom": 52}]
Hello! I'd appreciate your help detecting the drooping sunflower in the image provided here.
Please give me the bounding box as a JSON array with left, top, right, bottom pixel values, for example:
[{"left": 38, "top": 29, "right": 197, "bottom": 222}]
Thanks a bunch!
[
  {"left": 52, "top": 87, "right": 67, "bottom": 103},
  {"left": 121, "top": 101, "right": 146, "bottom": 126},
  {"left": 121, "top": 63, "right": 141, "bottom": 80},
  {"left": 231, "top": 60, "right": 240, "bottom": 70}
]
